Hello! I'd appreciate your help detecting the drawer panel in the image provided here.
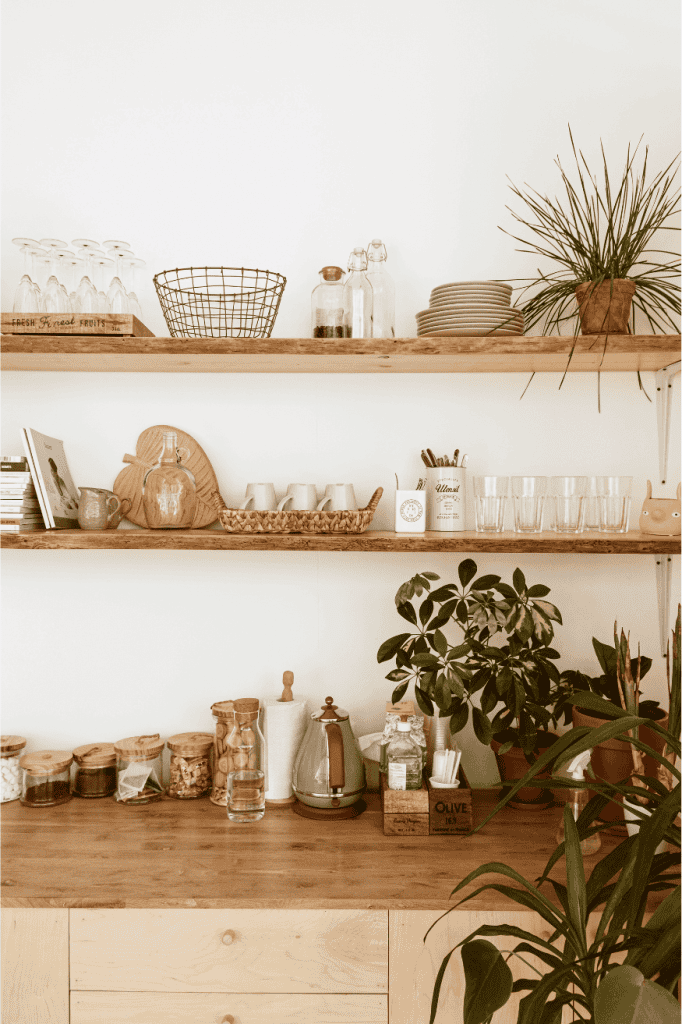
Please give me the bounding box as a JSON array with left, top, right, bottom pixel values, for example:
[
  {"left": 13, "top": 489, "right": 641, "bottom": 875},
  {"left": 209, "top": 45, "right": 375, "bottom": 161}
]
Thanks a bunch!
[
  {"left": 70, "top": 909, "right": 388, "bottom": 993},
  {"left": 71, "top": 991, "right": 388, "bottom": 1023},
  {"left": 1, "top": 909, "right": 69, "bottom": 1024}
]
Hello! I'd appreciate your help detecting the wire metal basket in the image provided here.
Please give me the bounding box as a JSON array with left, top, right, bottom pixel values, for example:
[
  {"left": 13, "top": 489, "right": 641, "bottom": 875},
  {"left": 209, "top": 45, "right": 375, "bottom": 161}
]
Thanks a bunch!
[{"left": 153, "top": 266, "right": 286, "bottom": 338}]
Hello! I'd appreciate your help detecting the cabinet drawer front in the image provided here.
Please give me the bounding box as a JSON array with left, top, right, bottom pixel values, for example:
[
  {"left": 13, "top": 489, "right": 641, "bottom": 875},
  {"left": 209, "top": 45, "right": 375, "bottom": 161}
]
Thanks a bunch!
[
  {"left": 1, "top": 910, "right": 69, "bottom": 1024},
  {"left": 70, "top": 909, "right": 388, "bottom": 993},
  {"left": 71, "top": 991, "right": 388, "bottom": 1023}
]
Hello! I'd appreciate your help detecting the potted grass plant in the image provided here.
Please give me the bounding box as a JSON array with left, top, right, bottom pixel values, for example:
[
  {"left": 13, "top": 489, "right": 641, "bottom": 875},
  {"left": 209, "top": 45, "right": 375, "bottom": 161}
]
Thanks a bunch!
[
  {"left": 376, "top": 560, "right": 567, "bottom": 805},
  {"left": 425, "top": 613, "right": 681, "bottom": 1022},
  {"left": 503, "top": 129, "right": 680, "bottom": 403}
]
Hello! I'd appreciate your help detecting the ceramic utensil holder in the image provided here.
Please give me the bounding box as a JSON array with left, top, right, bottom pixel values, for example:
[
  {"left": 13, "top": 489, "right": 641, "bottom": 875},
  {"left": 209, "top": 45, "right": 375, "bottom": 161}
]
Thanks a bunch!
[
  {"left": 426, "top": 466, "right": 466, "bottom": 531},
  {"left": 394, "top": 489, "right": 426, "bottom": 533}
]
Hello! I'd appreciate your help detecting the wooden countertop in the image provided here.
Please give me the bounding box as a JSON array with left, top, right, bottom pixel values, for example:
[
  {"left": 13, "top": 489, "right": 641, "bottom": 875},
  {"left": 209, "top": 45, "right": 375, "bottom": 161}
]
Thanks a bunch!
[{"left": 1, "top": 790, "right": 622, "bottom": 911}]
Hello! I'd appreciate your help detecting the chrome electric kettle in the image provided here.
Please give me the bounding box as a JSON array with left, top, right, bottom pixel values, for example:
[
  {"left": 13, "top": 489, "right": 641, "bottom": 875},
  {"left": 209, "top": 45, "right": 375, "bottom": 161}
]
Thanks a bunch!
[{"left": 292, "top": 696, "right": 366, "bottom": 819}]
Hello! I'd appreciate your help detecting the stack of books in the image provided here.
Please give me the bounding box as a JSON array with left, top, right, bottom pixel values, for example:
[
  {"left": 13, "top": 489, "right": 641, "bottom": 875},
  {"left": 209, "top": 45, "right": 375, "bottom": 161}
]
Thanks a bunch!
[{"left": 0, "top": 456, "right": 45, "bottom": 532}]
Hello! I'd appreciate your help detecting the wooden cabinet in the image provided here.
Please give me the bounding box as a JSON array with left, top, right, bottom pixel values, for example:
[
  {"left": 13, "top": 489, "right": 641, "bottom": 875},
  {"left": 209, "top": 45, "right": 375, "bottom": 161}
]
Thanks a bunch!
[
  {"left": 1, "top": 910, "right": 69, "bottom": 1024},
  {"left": 70, "top": 993, "right": 388, "bottom": 1023}
]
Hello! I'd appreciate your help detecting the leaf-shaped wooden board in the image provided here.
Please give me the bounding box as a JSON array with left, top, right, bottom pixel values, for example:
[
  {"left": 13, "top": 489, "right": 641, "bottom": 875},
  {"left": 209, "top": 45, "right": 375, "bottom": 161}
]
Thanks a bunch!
[{"left": 113, "top": 425, "right": 220, "bottom": 528}]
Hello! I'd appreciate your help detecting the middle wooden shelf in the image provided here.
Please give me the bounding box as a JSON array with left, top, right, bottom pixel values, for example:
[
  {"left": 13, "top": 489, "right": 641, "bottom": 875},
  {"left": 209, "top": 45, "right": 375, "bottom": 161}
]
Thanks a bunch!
[{"left": 1, "top": 529, "right": 678, "bottom": 553}]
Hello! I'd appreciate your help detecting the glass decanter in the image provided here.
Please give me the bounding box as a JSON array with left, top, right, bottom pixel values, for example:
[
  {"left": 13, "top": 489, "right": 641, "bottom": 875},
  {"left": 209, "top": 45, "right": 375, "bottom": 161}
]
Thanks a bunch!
[
  {"left": 366, "top": 239, "right": 395, "bottom": 338},
  {"left": 142, "top": 430, "right": 197, "bottom": 528}
]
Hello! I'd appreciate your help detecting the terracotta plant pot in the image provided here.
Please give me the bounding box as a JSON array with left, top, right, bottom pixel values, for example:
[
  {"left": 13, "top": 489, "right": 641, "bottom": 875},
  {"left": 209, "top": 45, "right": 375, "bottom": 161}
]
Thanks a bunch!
[
  {"left": 575, "top": 278, "right": 636, "bottom": 334},
  {"left": 491, "top": 731, "right": 559, "bottom": 808},
  {"left": 571, "top": 706, "right": 668, "bottom": 831}
]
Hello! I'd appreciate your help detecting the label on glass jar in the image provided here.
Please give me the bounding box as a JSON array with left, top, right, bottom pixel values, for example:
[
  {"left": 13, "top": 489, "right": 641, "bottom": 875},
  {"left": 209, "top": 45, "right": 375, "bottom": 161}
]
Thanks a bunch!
[{"left": 388, "top": 762, "right": 407, "bottom": 790}]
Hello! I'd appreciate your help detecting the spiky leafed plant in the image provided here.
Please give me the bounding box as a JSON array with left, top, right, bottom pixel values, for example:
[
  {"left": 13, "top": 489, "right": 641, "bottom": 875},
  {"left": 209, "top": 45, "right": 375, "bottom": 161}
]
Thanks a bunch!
[{"left": 502, "top": 129, "right": 680, "bottom": 403}]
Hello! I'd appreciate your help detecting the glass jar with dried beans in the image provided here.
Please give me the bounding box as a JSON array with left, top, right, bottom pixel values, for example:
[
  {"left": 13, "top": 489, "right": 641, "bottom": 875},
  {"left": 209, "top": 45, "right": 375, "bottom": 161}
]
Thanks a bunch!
[
  {"left": 210, "top": 701, "right": 235, "bottom": 806},
  {"left": 167, "top": 732, "right": 213, "bottom": 798},
  {"left": 20, "top": 750, "right": 73, "bottom": 807},
  {"left": 114, "top": 734, "right": 165, "bottom": 804},
  {"left": 72, "top": 743, "right": 117, "bottom": 798},
  {"left": 1, "top": 735, "right": 27, "bottom": 803}
]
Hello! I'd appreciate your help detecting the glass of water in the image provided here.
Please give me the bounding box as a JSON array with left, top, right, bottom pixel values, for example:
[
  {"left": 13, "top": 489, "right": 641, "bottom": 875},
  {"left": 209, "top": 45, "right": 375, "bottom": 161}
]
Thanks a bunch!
[
  {"left": 511, "top": 476, "right": 547, "bottom": 533},
  {"left": 598, "top": 476, "right": 632, "bottom": 533},
  {"left": 227, "top": 769, "right": 265, "bottom": 822},
  {"left": 473, "top": 476, "right": 509, "bottom": 532}
]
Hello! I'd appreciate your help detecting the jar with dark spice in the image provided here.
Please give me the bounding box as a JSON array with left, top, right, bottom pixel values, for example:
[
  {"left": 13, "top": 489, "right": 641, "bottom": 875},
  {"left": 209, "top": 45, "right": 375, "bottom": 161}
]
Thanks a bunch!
[
  {"left": 114, "top": 734, "right": 165, "bottom": 804},
  {"left": 167, "top": 732, "right": 213, "bottom": 799},
  {"left": 20, "top": 750, "right": 73, "bottom": 807},
  {"left": 72, "top": 743, "right": 117, "bottom": 798}
]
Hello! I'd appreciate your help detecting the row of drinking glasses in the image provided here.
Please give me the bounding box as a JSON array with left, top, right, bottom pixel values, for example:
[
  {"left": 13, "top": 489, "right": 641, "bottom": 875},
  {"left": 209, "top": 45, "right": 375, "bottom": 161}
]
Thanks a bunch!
[
  {"left": 11, "top": 237, "right": 145, "bottom": 317},
  {"left": 473, "top": 476, "right": 632, "bottom": 534}
]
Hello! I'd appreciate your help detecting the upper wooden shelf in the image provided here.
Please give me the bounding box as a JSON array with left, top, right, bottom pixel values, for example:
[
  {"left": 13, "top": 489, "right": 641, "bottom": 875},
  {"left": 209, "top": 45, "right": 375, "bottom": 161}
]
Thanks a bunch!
[
  {"left": 1, "top": 334, "right": 679, "bottom": 373},
  {"left": 2, "top": 528, "right": 678, "bottom": 554}
]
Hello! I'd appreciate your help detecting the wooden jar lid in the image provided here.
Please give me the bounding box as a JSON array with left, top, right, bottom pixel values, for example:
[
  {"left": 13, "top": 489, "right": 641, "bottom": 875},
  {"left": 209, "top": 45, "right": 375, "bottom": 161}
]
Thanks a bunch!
[
  {"left": 73, "top": 742, "right": 117, "bottom": 767},
  {"left": 1, "top": 735, "right": 27, "bottom": 754},
  {"left": 167, "top": 732, "right": 213, "bottom": 755},
  {"left": 114, "top": 733, "right": 164, "bottom": 759},
  {"left": 234, "top": 698, "right": 260, "bottom": 716},
  {"left": 211, "top": 701, "right": 235, "bottom": 720},
  {"left": 19, "top": 750, "right": 73, "bottom": 775}
]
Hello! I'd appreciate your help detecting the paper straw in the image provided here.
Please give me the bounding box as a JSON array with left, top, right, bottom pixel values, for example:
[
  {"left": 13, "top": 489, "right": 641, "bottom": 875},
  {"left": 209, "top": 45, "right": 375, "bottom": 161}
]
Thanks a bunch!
[{"left": 451, "top": 750, "right": 462, "bottom": 784}]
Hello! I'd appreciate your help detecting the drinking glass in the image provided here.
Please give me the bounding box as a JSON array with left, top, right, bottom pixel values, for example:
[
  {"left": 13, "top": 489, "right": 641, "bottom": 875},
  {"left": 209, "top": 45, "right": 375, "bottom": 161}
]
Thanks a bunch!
[
  {"left": 13, "top": 276, "right": 39, "bottom": 313},
  {"left": 107, "top": 276, "right": 129, "bottom": 314},
  {"left": 549, "top": 476, "right": 587, "bottom": 533},
  {"left": 584, "top": 476, "right": 601, "bottom": 530},
  {"left": 473, "top": 476, "right": 509, "bottom": 532},
  {"left": 598, "top": 476, "right": 632, "bottom": 533},
  {"left": 43, "top": 275, "right": 67, "bottom": 313},
  {"left": 75, "top": 275, "right": 98, "bottom": 314},
  {"left": 511, "top": 476, "right": 547, "bottom": 533},
  {"left": 227, "top": 769, "right": 265, "bottom": 822}
]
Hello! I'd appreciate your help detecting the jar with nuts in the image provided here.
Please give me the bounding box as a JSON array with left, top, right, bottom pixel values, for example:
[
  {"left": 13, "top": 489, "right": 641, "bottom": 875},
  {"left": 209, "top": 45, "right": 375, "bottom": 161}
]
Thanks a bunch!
[
  {"left": 210, "top": 701, "right": 235, "bottom": 806},
  {"left": 167, "top": 732, "right": 213, "bottom": 798}
]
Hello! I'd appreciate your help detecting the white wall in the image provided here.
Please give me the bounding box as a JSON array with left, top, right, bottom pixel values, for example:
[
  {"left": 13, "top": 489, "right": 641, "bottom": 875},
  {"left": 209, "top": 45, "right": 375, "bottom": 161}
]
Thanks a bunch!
[{"left": 2, "top": 0, "right": 680, "bottom": 785}]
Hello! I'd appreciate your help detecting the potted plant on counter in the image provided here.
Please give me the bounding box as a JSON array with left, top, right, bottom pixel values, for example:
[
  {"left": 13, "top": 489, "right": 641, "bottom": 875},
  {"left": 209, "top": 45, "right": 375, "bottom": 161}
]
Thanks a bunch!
[
  {"left": 376, "top": 560, "right": 567, "bottom": 805},
  {"left": 558, "top": 627, "right": 668, "bottom": 829}
]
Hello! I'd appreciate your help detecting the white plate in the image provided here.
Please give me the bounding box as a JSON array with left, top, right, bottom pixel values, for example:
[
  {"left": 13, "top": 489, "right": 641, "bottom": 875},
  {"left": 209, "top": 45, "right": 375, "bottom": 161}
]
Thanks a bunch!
[
  {"left": 417, "top": 326, "right": 523, "bottom": 337},
  {"left": 417, "top": 303, "right": 516, "bottom": 317},
  {"left": 416, "top": 315, "right": 523, "bottom": 328},
  {"left": 431, "top": 282, "right": 512, "bottom": 297},
  {"left": 431, "top": 280, "right": 513, "bottom": 290}
]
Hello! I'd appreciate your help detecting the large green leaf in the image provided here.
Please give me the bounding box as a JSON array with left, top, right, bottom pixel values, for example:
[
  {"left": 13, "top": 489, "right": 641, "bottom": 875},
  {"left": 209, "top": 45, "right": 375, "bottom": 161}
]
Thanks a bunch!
[
  {"left": 461, "top": 940, "right": 513, "bottom": 1024},
  {"left": 513, "top": 567, "right": 527, "bottom": 594},
  {"left": 472, "top": 707, "right": 493, "bottom": 745},
  {"left": 377, "top": 633, "right": 411, "bottom": 663},
  {"left": 594, "top": 965, "right": 679, "bottom": 1024},
  {"left": 458, "top": 558, "right": 478, "bottom": 588},
  {"left": 562, "top": 806, "right": 588, "bottom": 948},
  {"left": 396, "top": 601, "right": 418, "bottom": 626}
]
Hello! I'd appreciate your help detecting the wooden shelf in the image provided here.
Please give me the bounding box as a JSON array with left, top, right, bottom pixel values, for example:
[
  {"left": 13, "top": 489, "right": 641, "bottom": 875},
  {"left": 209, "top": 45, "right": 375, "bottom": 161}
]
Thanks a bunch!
[
  {"left": 1, "top": 528, "right": 678, "bottom": 553},
  {"left": 1, "top": 334, "right": 679, "bottom": 373}
]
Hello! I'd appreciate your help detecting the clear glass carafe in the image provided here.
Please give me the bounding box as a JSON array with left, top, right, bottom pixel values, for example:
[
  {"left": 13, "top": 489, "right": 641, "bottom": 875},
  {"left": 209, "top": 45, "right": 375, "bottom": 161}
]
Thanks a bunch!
[
  {"left": 227, "top": 698, "right": 266, "bottom": 822},
  {"left": 1, "top": 735, "right": 27, "bottom": 803},
  {"left": 312, "top": 266, "right": 347, "bottom": 338},
  {"left": 343, "top": 248, "right": 373, "bottom": 338},
  {"left": 366, "top": 239, "right": 395, "bottom": 338},
  {"left": 142, "top": 431, "right": 197, "bottom": 528}
]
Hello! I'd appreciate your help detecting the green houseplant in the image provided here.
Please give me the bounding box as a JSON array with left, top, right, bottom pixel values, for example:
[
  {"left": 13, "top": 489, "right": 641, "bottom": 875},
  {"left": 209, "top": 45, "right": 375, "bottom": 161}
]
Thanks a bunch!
[
  {"left": 425, "top": 611, "right": 681, "bottom": 1023},
  {"left": 376, "top": 561, "right": 566, "bottom": 798},
  {"left": 503, "top": 130, "right": 680, "bottom": 403}
]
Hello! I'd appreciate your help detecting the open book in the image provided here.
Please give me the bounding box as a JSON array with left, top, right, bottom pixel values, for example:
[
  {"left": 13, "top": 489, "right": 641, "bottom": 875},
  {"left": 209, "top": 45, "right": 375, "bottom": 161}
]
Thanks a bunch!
[{"left": 22, "top": 428, "right": 79, "bottom": 529}]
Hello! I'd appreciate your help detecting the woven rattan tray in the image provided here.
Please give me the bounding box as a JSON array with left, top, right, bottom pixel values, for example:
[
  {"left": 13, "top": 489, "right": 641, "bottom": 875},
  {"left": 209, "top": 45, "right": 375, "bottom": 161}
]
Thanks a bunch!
[{"left": 212, "top": 488, "right": 383, "bottom": 534}]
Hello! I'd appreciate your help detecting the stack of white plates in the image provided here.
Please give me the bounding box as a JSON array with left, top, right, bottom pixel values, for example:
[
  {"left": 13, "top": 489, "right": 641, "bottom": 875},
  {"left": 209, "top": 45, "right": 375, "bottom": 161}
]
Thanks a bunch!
[{"left": 415, "top": 281, "right": 523, "bottom": 337}]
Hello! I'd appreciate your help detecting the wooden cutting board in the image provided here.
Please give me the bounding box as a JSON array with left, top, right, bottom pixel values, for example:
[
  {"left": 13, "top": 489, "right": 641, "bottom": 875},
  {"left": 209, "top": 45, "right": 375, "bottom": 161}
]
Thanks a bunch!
[{"left": 113, "top": 425, "right": 220, "bottom": 528}]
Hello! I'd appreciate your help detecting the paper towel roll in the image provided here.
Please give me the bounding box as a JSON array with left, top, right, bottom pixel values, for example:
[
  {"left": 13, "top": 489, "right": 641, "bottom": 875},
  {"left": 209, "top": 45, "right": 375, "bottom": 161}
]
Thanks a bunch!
[{"left": 262, "top": 697, "right": 308, "bottom": 802}]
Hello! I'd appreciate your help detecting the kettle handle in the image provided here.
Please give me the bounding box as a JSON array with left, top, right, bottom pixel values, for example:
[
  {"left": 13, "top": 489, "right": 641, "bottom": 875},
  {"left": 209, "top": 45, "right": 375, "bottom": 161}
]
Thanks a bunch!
[{"left": 325, "top": 723, "right": 346, "bottom": 790}]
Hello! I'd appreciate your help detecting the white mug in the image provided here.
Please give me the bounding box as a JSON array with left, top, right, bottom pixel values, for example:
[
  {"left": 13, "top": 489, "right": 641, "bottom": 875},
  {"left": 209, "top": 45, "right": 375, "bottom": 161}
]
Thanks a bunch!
[
  {"left": 317, "top": 483, "right": 358, "bottom": 512},
  {"left": 240, "top": 483, "right": 277, "bottom": 511},
  {"left": 277, "top": 483, "right": 318, "bottom": 512}
]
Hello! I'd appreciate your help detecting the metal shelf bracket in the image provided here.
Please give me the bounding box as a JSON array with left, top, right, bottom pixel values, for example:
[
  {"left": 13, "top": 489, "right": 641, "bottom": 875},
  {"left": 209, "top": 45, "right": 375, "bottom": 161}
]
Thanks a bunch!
[
  {"left": 655, "top": 554, "right": 674, "bottom": 657},
  {"left": 655, "top": 360, "right": 680, "bottom": 485}
]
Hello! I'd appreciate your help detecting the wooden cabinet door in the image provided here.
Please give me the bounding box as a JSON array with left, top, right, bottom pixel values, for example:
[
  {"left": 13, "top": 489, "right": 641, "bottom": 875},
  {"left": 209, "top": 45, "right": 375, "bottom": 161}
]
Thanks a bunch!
[
  {"left": 71, "top": 991, "right": 388, "bottom": 1023},
  {"left": 1, "top": 909, "right": 69, "bottom": 1024},
  {"left": 389, "top": 910, "right": 555, "bottom": 1024},
  {"left": 70, "top": 909, "right": 388, "bottom": 994}
]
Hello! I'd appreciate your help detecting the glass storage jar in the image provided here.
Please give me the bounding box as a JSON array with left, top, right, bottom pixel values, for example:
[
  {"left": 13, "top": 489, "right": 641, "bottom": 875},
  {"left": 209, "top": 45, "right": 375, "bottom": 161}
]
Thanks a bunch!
[
  {"left": 72, "top": 742, "right": 117, "bottom": 798},
  {"left": 20, "top": 750, "right": 73, "bottom": 807},
  {"left": 167, "top": 732, "right": 213, "bottom": 798},
  {"left": 311, "top": 265, "right": 347, "bottom": 338},
  {"left": 114, "top": 733, "right": 165, "bottom": 804},
  {"left": 1, "top": 735, "right": 27, "bottom": 803},
  {"left": 210, "top": 700, "right": 235, "bottom": 806}
]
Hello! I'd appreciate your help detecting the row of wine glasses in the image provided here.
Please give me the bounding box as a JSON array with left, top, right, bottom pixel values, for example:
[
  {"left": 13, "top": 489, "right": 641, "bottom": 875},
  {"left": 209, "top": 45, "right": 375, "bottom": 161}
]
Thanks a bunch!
[{"left": 12, "top": 237, "right": 146, "bottom": 318}]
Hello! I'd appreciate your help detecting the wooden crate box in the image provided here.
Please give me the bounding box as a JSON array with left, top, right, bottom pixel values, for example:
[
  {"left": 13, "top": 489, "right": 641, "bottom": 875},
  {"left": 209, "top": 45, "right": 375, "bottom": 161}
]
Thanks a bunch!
[{"left": 381, "top": 768, "right": 472, "bottom": 836}]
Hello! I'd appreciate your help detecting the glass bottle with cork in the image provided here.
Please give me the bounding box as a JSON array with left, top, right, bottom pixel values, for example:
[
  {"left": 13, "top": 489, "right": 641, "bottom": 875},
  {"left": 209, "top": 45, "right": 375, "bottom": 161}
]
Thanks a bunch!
[
  {"left": 142, "top": 431, "right": 197, "bottom": 528},
  {"left": 387, "top": 714, "right": 423, "bottom": 790},
  {"left": 227, "top": 698, "right": 266, "bottom": 822},
  {"left": 72, "top": 742, "right": 117, "bottom": 798},
  {"left": 555, "top": 749, "right": 601, "bottom": 855},
  {"left": 312, "top": 266, "right": 347, "bottom": 338}
]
